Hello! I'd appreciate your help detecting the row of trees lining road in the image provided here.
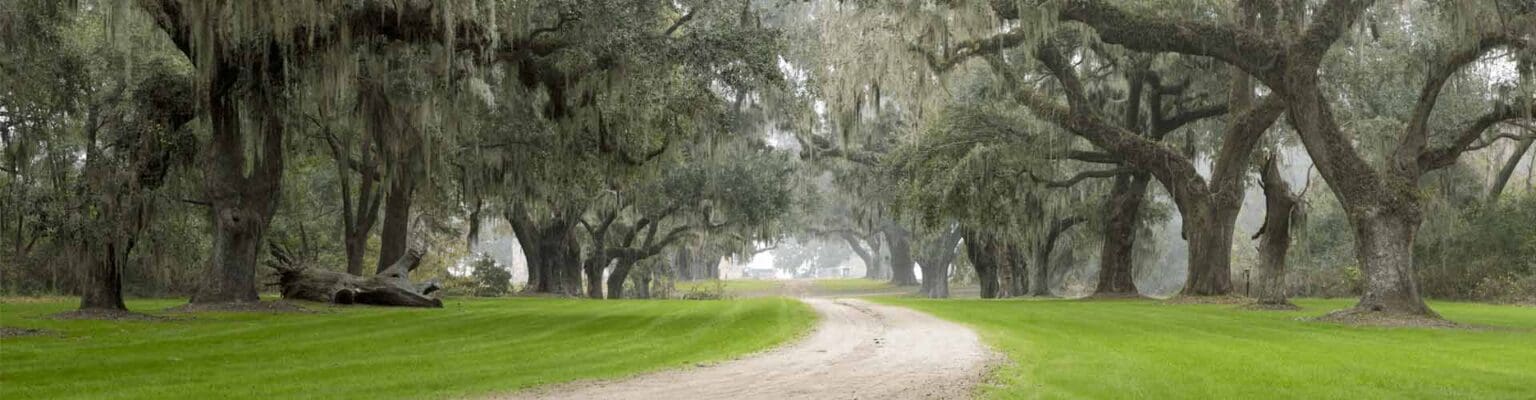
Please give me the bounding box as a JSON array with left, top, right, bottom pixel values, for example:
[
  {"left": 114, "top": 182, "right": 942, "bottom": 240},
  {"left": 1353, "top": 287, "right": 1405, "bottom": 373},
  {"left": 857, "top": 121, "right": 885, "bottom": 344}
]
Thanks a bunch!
[
  {"left": 1, "top": 0, "right": 803, "bottom": 311},
  {"left": 2, "top": 1, "right": 1533, "bottom": 321},
  {"left": 772, "top": 0, "right": 1534, "bottom": 319}
]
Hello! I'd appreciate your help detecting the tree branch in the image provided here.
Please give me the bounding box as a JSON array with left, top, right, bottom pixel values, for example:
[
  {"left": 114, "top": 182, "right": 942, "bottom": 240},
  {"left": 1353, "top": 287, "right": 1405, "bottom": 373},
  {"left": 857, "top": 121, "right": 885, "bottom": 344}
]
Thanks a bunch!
[
  {"left": 1031, "top": 167, "right": 1135, "bottom": 188},
  {"left": 1419, "top": 103, "right": 1536, "bottom": 171}
]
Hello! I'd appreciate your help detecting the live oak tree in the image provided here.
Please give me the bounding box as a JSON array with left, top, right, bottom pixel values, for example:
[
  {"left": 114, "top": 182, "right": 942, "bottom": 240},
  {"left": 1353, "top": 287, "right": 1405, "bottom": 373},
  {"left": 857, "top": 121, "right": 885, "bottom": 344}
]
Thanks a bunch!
[{"left": 987, "top": 0, "right": 1532, "bottom": 317}]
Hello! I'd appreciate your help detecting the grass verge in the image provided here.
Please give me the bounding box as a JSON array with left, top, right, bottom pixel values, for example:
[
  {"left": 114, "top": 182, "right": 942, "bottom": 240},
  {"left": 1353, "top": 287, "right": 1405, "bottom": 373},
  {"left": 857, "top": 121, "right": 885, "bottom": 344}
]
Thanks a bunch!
[
  {"left": 873, "top": 297, "right": 1536, "bottom": 399},
  {"left": 0, "top": 297, "right": 814, "bottom": 400}
]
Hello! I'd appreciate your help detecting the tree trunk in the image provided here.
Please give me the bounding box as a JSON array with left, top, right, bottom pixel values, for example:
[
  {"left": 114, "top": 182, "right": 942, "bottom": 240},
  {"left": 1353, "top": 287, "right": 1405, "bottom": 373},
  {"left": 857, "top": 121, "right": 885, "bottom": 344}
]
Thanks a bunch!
[
  {"left": 607, "top": 257, "right": 637, "bottom": 299},
  {"left": 841, "top": 232, "right": 883, "bottom": 280},
  {"left": 1488, "top": 137, "right": 1534, "bottom": 202},
  {"left": 867, "top": 236, "right": 885, "bottom": 280},
  {"left": 1004, "top": 244, "right": 1026, "bottom": 297},
  {"left": 584, "top": 250, "right": 609, "bottom": 299},
  {"left": 1096, "top": 173, "right": 1149, "bottom": 296},
  {"left": 1348, "top": 211, "right": 1436, "bottom": 316},
  {"left": 919, "top": 261, "right": 950, "bottom": 298},
  {"left": 195, "top": 204, "right": 266, "bottom": 303},
  {"left": 271, "top": 246, "right": 441, "bottom": 308},
  {"left": 1181, "top": 202, "right": 1238, "bottom": 296},
  {"left": 1029, "top": 241, "right": 1052, "bottom": 297},
  {"left": 343, "top": 232, "right": 369, "bottom": 276},
  {"left": 962, "top": 229, "right": 1000, "bottom": 299},
  {"left": 79, "top": 243, "right": 127, "bottom": 311},
  {"left": 886, "top": 229, "right": 918, "bottom": 286},
  {"left": 535, "top": 226, "right": 582, "bottom": 296},
  {"left": 375, "top": 174, "right": 414, "bottom": 275},
  {"left": 632, "top": 263, "right": 653, "bottom": 299},
  {"left": 917, "top": 227, "right": 961, "bottom": 298},
  {"left": 192, "top": 69, "right": 282, "bottom": 305},
  {"left": 1254, "top": 156, "right": 1298, "bottom": 308}
]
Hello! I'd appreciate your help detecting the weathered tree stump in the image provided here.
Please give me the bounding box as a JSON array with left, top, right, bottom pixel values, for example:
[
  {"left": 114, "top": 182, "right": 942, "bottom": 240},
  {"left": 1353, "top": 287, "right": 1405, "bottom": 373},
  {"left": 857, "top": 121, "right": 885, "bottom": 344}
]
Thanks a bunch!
[{"left": 267, "top": 245, "right": 442, "bottom": 308}]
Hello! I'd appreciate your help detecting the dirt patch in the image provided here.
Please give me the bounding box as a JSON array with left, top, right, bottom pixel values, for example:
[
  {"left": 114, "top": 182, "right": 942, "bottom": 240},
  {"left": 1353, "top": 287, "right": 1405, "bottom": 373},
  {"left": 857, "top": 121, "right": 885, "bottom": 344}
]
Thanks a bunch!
[
  {"left": 51, "top": 309, "right": 168, "bottom": 321},
  {"left": 0, "top": 296, "right": 75, "bottom": 304},
  {"left": 1242, "top": 302, "right": 1303, "bottom": 311},
  {"left": 495, "top": 298, "right": 996, "bottom": 400},
  {"left": 1159, "top": 294, "right": 1252, "bottom": 305},
  {"left": 0, "top": 326, "right": 58, "bottom": 338},
  {"left": 1312, "top": 308, "right": 1461, "bottom": 329},
  {"left": 1082, "top": 293, "right": 1153, "bottom": 301},
  {"left": 163, "top": 301, "right": 311, "bottom": 314}
]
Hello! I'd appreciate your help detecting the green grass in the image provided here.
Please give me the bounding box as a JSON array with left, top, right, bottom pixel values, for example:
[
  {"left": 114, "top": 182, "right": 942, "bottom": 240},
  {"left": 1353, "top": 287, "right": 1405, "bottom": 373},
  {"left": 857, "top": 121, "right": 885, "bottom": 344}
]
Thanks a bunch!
[
  {"left": 0, "top": 297, "right": 814, "bottom": 400},
  {"left": 674, "top": 279, "right": 785, "bottom": 296},
  {"left": 874, "top": 297, "right": 1536, "bottom": 400}
]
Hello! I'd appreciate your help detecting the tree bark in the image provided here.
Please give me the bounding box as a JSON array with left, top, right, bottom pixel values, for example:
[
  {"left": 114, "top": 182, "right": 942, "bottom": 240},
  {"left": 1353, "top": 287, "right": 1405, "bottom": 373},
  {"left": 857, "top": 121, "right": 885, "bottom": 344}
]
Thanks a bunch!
[
  {"left": 1032, "top": 217, "right": 1083, "bottom": 296},
  {"left": 271, "top": 246, "right": 441, "bottom": 307},
  {"left": 885, "top": 227, "right": 918, "bottom": 286},
  {"left": 917, "top": 226, "right": 962, "bottom": 298},
  {"left": 192, "top": 70, "right": 283, "bottom": 304},
  {"left": 507, "top": 204, "right": 583, "bottom": 296},
  {"left": 840, "top": 231, "right": 883, "bottom": 280},
  {"left": 1182, "top": 202, "right": 1239, "bottom": 296},
  {"left": 1004, "top": 244, "right": 1026, "bottom": 297},
  {"left": 79, "top": 242, "right": 127, "bottom": 311},
  {"left": 962, "top": 229, "right": 1001, "bottom": 299},
  {"left": 606, "top": 256, "right": 637, "bottom": 299},
  {"left": 375, "top": 172, "right": 415, "bottom": 275},
  {"left": 1254, "top": 155, "right": 1298, "bottom": 307},
  {"left": 1348, "top": 212, "right": 1436, "bottom": 316},
  {"left": 1095, "top": 173, "right": 1149, "bottom": 296},
  {"left": 1488, "top": 137, "right": 1534, "bottom": 202}
]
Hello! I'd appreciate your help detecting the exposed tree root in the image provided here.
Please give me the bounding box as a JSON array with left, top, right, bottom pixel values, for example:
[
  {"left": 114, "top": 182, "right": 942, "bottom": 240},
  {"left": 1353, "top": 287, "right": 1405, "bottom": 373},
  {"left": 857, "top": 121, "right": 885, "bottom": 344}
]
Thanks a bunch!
[
  {"left": 1314, "top": 308, "right": 1458, "bottom": 328},
  {"left": 50, "top": 309, "right": 166, "bottom": 321}
]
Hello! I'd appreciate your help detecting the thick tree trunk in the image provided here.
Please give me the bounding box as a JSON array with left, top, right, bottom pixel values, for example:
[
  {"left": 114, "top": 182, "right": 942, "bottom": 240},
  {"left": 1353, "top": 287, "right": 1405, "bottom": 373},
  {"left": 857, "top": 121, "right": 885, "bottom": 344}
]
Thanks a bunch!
[
  {"left": 1254, "top": 156, "right": 1298, "bottom": 308},
  {"left": 1029, "top": 242, "right": 1052, "bottom": 297},
  {"left": 584, "top": 251, "right": 609, "bottom": 299},
  {"left": 343, "top": 233, "right": 369, "bottom": 276},
  {"left": 1096, "top": 173, "right": 1149, "bottom": 296},
  {"left": 375, "top": 174, "right": 414, "bottom": 274},
  {"left": 196, "top": 208, "right": 266, "bottom": 303},
  {"left": 917, "top": 227, "right": 961, "bottom": 298},
  {"left": 1181, "top": 203, "right": 1238, "bottom": 296},
  {"left": 1031, "top": 218, "right": 1083, "bottom": 297},
  {"left": 537, "top": 229, "right": 582, "bottom": 296},
  {"left": 886, "top": 230, "right": 918, "bottom": 286},
  {"left": 272, "top": 247, "right": 441, "bottom": 307},
  {"left": 919, "top": 262, "right": 950, "bottom": 298},
  {"left": 1004, "top": 244, "right": 1026, "bottom": 297},
  {"left": 192, "top": 69, "right": 282, "bottom": 305},
  {"left": 632, "top": 264, "right": 653, "bottom": 299},
  {"left": 79, "top": 243, "right": 127, "bottom": 311},
  {"left": 841, "top": 232, "right": 883, "bottom": 280},
  {"left": 606, "top": 257, "right": 637, "bottom": 299},
  {"left": 962, "top": 229, "right": 1001, "bottom": 299},
  {"left": 1348, "top": 212, "right": 1436, "bottom": 316}
]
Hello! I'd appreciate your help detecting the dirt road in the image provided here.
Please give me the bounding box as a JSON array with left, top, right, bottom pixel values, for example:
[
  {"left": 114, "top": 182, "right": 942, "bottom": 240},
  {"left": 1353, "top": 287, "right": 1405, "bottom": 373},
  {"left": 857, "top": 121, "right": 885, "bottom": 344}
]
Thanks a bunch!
[{"left": 496, "top": 298, "right": 993, "bottom": 400}]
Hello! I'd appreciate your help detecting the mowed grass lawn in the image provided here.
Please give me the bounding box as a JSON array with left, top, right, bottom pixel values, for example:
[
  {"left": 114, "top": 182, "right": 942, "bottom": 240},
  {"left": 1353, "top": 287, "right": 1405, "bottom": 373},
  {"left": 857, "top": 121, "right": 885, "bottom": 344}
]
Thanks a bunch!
[
  {"left": 0, "top": 297, "right": 814, "bottom": 400},
  {"left": 877, "top": 297, "right": 1536, "bottom": 400}
]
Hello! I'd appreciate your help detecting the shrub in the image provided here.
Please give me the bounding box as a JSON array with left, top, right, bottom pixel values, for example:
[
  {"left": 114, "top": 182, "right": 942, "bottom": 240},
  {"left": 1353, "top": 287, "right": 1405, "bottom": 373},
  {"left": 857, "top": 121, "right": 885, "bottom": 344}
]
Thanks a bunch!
[{"left": 469, "top": 254, "right": 511, "bottom": 297}]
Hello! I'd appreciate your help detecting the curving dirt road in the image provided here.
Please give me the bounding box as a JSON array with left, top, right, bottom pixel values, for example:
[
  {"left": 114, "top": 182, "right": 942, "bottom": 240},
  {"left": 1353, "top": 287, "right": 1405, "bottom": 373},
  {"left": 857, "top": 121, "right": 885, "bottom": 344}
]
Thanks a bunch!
[{"left": 496, "top": 298, "right": 994, "bottom": 400}]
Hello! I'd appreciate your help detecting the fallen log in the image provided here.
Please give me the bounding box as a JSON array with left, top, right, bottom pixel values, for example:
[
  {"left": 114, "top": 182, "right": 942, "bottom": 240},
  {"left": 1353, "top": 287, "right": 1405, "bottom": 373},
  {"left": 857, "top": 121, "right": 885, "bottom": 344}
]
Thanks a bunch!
[{"left": 267, "top": 244, "right": 443, "bottom": 308}]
